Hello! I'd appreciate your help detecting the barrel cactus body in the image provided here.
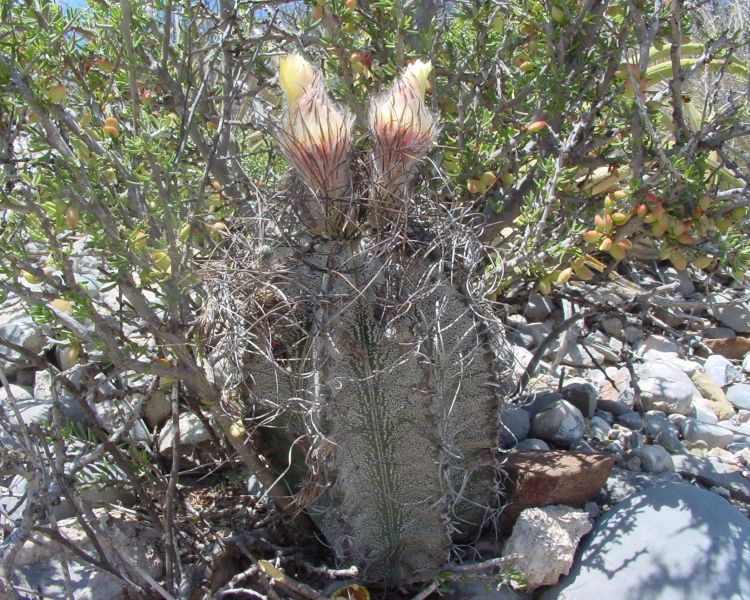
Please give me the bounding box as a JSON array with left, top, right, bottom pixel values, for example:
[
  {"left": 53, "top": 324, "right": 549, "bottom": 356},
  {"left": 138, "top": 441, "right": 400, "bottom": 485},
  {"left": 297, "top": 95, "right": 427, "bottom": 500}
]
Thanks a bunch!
[{"left": 211, "top": 55, "right": 513, "bottom": 582}]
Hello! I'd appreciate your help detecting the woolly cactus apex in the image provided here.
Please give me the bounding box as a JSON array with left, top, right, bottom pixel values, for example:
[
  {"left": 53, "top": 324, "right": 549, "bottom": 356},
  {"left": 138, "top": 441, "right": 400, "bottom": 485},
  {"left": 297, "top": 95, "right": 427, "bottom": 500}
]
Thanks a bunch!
[
  {"left": 369, "top": 59, "right": 438, "bottom": 227},
  {"left": 277, "top": 54, "right": 355, "bottom": 236}
]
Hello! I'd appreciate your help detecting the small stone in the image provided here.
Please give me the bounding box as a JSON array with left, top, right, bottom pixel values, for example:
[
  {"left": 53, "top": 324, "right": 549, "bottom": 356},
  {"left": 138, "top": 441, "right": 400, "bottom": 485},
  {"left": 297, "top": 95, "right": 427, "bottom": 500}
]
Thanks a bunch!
[
  {"left": 503, "top": 505, "right": 592, "bottom": 591},
  {"left": 690, "top": 370, "right": 737, "bottom": 420},
  {"left": 604, "top": 440, "right": 624, "bottom": 457},
  {"left": 668, "top": 413, "right": 688, "bottom": 428},
  {"left": 524, "top": 293, "right": 555, "bottom": 322},
  {"left": 644, "top": 411, "right": 677, "bottom": 439},
  {"left": 654, "top": 429, "right": 686, "bottom": 455},
  {"left": 589, "top": 416, "right": 612, "bottom": 441},
  {"left": 691, "top": 396, "right": 719, "bottom": 425},
  {"left": 0, "top": 317, "right": 48, "bottom": 373},
  {"left": 627, "top": 445, "right": 674, "bottom": 473},
  {"left": 709, "top": 485, "right": 732, "bottom": 499},
  {"left": 530, "top": 400, "right": 585, "bottom": 448},
  {"left": 711, "top": 293, "right": 750, "bottom": 333},
  {"left": 159, "top": 412, "right": 212, "bottom": 454},
  {"left": 600, "top": 317, "right": 623, "bottom": 338},
  {"left": 500, "top": 450, "right": 613, "bottom": 532},
  {"left": 727, "top": 442, "right": 750, "bottom": 454},
  {"left": 704, "top": 354, "right": 742, "bottom": 387},
  {"left": 521, "top": 390, "right": 562, "bottom": 417},
  {"left": 517, "top": 321, "right": 554, "bottom": 348},
  {"left": 616, "top": 411, "right": 643, "bottom": 431},
  {"left": 561, "top": 379, "right": 598, "bottom": 418},
  {"left": 569, "top": 439, "right": 595, "bottom": 453},
  {"left": 516, "top": 438, "right": 551, "bottom": 451},
  {"left": 598, "top": 399, "right": 632, "bottom": 417},
  {"left": 662, "top": 267, "right": 695, "bottom": 297},
  {"left": 624, "top": 326, "right": 643, "bottom": 344},
  {"left": 703, "top": 327, "right": 736, "bottom": 340},
  {"left": 717, "top": 419, "right": 750, "bottom": 437},
  {"left": 681, "top": 418, "right": 734, "bottom": 449},
  {"left": 594, "top": 409, "right": 613, "bottom": 424},
  {"left": 635, "top": 360, "right": 699, "bottom": 415},
  {"left": 743, "top": 352, "right": 750, "bottom": 374},
  {"left": 499, "top": 407, "right": 532, "bottom": 448},
  {"left": 636, "top": 334, "right": 680, "bottom": 356},
  {"left": 726, "top": 383, "right": 750, "bottom": 411}
]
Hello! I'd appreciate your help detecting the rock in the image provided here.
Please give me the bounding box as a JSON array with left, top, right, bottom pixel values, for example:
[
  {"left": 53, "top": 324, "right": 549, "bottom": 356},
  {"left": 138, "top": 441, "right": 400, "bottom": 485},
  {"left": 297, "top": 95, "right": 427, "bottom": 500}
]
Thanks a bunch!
[
  {"left": 704, "top": 354, "right": 742, "bottom": 387},
  {"left": 598, "top": 398, "right": 632, "bottom": 417},
  {"left": 569, "top": 439, "right": 595, "bottom": 453},
  {"left": 624, "top": 325, "right": 643, "bottom": 344},
  {"left": 11, "top": 509, "right": 163, "bottom": 599},
  {"left": 610, "top": 424, "right": 643, "bottom": 451},
  {"left": 672, "top": 454, "right": 750, "bottom": 501},
  {"left": 743, "top": 352, "right": 750, "bottom": 374},
  {"left": 726, "top": 384, "right": 750, "bottom": 411},
  {"left": 530, "top": 400, "right": 585, "bottom": 448},
  {"left": 662, "top": 267, "right": 695, "bottom": 297},
  {"left": 691, "top": 395, "right": 719, "bottom": 424},
  {"left": 681, "top": 418, "right": 734, "bottom": 449},
  {"left": 556, "top": 342, "right": 604, "bottom": 368},
  {"left": 585, "top": 332, "right": 623, "bottom": 363},
  {"left": 561, "top": 380, "right": 598, "bottom": 418},
  {"left": 523, "top": 293, "right": 555, "bottom": 322},
  {"left": 690, "top": 371, "right": 737, "bottom": 420},
  {"left": 603, "top": 440, "right": 624, "bottom": 457},
  {"left": 0, "top": 384, "right": 50, "bottom": 432},
  {"left": 703, "top": 326, "right": 736, "bottom": 340},
  {"left": 595, "top": 467, "right": 683, "bottom": 505},
  {"left": 500, "top": 451, "right": 613, "bottom": 531},
  {"left": 635, "top": 360, "right": 699, "bottom": 415},
  {"left": 499, "top": 407, "right": 531, "bottom": 448},
  {"left": 593, "top": 409, "right": 613, "bottom": 424},
  {"left": 511, "top": 346, "right": 534, "bottom": 380},
  {"left": 704, "top": 337, "right": 750, "bottom": 360},
  {"left": 143, "top": 390, "right": 171, "bottom": 428},
  {"left": 616, "top": 410, "right": 643, "bottom": 430},
  {"left": 600, "top": 317, "right": 623, "bottom": 338},
  {"left": 0, "top": 317, "right": 48, "bottom": 373},
  {"left": 542, "top": 482, "right": 750, "bottom": 600},
  {"left": 589, "top": 416, "right": 611, "bottom": 441},
  {"left": 636, "top": 334, "right": 681, "bottom": 356},
  {"left": 711, "top": 293, "right": 750, "bottom": 333},
  {"left": 717, "top": 419, "right": 750, "bottom": 438},
  {"left": 444, "top": 580, "right": 530, "bottom": 600},
  {"left": 627, "top": 445, "right": 674, "bottom": 473},
  {"left": 515, "top": 438, "right": 550, "bottom": 451},
  {"left": 516, "top": 321, "right": 553, "bottom": 348},
  {"left": 644, "top": 411, "right": 677, "bottom": 439},
  {"left": 94, "top": 398, "right": 150, "bottom": 443},
  {"left": 158, "top": 412, "right": 212, "bottom": 454},
  {"left": 521, "top": 390, "right": 562, "bottom": 417},
  {"left": 502, "top": 505, "right": 592, "bottom": 591},
  {"left": 654, "top": 429, "right": 686, "bottom": 455}
]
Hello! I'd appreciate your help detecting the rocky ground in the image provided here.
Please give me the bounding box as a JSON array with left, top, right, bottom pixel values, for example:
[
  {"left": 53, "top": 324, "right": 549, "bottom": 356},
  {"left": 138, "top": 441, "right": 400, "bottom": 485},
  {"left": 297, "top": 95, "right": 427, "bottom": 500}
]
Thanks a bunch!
[{"left": 2, "top": 254, "right": 750, "bottom": 599}]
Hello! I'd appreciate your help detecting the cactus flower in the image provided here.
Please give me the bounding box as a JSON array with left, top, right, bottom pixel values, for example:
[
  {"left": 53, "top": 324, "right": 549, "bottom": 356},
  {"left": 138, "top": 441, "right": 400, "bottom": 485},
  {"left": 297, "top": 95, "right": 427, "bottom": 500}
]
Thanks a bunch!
[
  {"left": 276, "top": 54, "right": 353, "bottom": 205},
  {"left": 368, "top": 59, "right": 438, "bottom": 226}
]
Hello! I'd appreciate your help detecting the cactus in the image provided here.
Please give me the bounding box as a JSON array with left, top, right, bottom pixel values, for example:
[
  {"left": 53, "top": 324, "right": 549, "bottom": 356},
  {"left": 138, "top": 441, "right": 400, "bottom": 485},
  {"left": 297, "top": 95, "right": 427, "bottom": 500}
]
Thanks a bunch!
[{"left": 205, "top": 55, "right": 514, "bottom": 582}]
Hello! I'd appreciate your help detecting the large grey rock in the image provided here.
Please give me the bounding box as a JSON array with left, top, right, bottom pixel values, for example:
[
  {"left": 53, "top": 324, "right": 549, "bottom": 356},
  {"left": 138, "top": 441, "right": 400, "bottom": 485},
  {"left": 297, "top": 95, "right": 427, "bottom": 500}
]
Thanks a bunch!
[
  {"left": 635, "top": 360, "right": 699, "bottom": 415},
  {"left": 726, "top": 384, "right": 750, "bottom": 411},
  {"left": 499, "top": 407, "right": 532, "bottom": 448},
  {"left": 594, "top": 467, "right": 683, "bottom": 506},
  {"left": 711, "top": 293, "right": 750, "bottom": 333},
  {"left": 530, "top": 400, "right": 584, "bottom": 448},
  {"left": 681, "top": 418, "right": 734, "bottom": 449},
  {"left": 0, "top": 317, "right": 48, "bottom": 373},
  {"left": 502, "top": 505, "right": 591, "bottom": 591},
  {"left": 704, "top": 354, "right": 742, "bottom": 388},
  {"left": 672, "top": 455, "right": 750, "bottom": 502},
  {"left": 543, "top": 482, "right": 750, "bottom": 600},
  {"left": 627, "top": 445, "right": 674, "bottom": 473},
  {"left": 521, "top": 391, "right": 562, "bottom": 417}
]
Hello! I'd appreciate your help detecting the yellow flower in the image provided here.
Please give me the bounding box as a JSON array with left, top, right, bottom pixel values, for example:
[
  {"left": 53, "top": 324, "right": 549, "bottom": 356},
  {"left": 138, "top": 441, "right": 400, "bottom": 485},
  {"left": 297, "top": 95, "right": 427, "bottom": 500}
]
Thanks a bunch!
[
  {"left": 279, "top": 53, "right": 315, "bottom": 107},
  {"left": 372, "top": 59, "right": 434, "bottom": 136}
]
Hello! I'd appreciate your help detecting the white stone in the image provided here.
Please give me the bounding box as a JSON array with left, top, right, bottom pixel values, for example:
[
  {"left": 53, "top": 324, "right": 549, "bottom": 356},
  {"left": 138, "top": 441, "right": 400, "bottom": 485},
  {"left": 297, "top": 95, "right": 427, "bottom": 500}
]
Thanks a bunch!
[
  {"left": 158, "top": 412, "right": 212, "bottom": 453},
  {"left": 704, "top": 354, "right": 742, "bottom": 387},
  {"left": 636, "top": 360, "right": 700, "bottom": 415},
  {"left": 503, "top": 505, "right": 592, "bottom": 591}
]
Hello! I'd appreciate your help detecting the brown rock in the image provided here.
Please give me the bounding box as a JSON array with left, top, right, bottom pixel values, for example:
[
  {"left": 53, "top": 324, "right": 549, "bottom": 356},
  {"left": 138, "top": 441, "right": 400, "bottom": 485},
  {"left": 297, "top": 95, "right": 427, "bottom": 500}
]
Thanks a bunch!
[
  {"left": 690, "top": 370, "right": 736, "bottom": 421},
  {"left": 500, "top": 450, "right": 614, "bottom": 533},
  {"left": 704, "top": 337, "right": 750, "bottom": 360}
]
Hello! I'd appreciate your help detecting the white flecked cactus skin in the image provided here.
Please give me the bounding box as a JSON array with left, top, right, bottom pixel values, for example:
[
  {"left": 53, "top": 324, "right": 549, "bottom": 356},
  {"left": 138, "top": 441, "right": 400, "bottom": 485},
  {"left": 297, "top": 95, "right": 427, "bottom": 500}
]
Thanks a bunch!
[{"left": 207, "top": 55, "right": 514, "bottom": 582}]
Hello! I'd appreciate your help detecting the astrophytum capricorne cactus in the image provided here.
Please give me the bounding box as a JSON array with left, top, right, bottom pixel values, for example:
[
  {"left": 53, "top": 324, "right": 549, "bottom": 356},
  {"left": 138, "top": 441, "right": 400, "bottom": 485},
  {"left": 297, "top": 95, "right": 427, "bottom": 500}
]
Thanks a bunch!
[{"left": 211, "top": 54, "right": 512, "bottom": 583}]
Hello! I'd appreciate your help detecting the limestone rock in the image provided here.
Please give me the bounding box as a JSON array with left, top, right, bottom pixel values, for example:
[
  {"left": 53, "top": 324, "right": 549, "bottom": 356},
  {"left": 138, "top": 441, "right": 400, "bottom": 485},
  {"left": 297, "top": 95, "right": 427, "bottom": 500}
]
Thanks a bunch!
[
  {"left": 711, "top": 293, "right": 750, "bottom": 333},
  {"left": 503, "top": 505, "right": 592, "bottom": 591},
  {"left": 681, "top": 418, "right": 734, "bottom": 449},
  {"left": 726, "top": 384, "right": 750, "bottom": 411},
  {"left": 627, "top": 445, "right": 674, "bottom": 473},
  {"left": 0, "top": 317, "right": 48, "bottom": 373},
  {"left": 560, "top": 380, "right": 598, "bottom": 418},
  {"left": 636, "top": 360, "right": 699, "bottom": 415},
  {"left": 542, "top": 482, "right": 750, "bottom": 600},
  {"left": 704, "top": 354, "right": 742, "bottom": 388},
  {"left": 690, "top": 370, "right": 737, "bottom": 420},
  {"left": 672, "top": 454, "right": 750, "bottom": 502}
]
